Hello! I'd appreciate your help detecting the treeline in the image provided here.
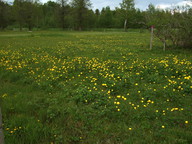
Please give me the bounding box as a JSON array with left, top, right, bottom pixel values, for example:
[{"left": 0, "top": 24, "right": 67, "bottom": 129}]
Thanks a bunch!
[
  {"left": 0, "top": 0, "right": 146, "bottom": 30},
  {"left": 1, "top": 0, "right": 192, "bottom": 48}
]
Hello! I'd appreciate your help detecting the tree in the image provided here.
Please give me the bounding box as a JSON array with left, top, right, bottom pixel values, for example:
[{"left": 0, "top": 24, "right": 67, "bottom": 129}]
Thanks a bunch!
[
  {"left": 33, "top": 2, "right": 43, "bottom": 30},
  {"left": 0, "top": 0, "right": 11, "bottom": 29},
  {"left": 13, "top": 0, "right": 37, "bottom": 31},
  {"left": 23, "top": 0, "right": 36, "bottom": 31},
  {"left": 42, "top": 1, "right": 58, "bottom": 28},
  {"left": 145, "top": 4, "right": 174, "bottom": 50},
  {"left": 99, "top": 7, "right": 114, "bottom": 28},
  {"left": 13, "top": 0, "right": 25, "bottom": 30},
  {"left": 94, "top": 9, "right": 100, "bottom": 28},
  {"left": 57, "top": 0, "right": 68, "bottom": 30},
  {"left": 171, "top": 6, "right": 192, "bottom": 48},
  {"left": 71, "top": 0, "right": 91, "bottom": 30},
  {"left": 120, "top": 0, "right": 135, "bottom": 31},
  {"left": 145, "top": 4, "right": 192, "bottom": 50}
]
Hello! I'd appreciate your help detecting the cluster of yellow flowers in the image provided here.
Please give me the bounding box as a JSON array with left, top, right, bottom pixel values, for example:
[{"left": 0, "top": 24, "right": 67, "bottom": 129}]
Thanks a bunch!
[{"left": 5, "top": 127, "right": 22, "bottom": 134}]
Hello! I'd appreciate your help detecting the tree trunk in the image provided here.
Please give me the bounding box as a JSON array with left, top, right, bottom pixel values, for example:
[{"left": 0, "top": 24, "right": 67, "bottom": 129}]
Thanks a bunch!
[
  {"left": 124, "top": 19, "right": 127, "bottom": 32},
  {"left": 163, "top": 40, "right": 166, "bottom": 51},
  {"left": 0, "top": 107, "right": 4, "bottom": 144},
  {"left": 37, "top": 16, "right": 39, "bottom": 31}
]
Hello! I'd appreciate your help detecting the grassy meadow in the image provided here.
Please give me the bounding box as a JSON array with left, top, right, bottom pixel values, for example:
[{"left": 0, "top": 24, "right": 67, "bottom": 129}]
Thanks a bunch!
[{"left": 0, "top": 31, "right": 192, "bottom": 144}]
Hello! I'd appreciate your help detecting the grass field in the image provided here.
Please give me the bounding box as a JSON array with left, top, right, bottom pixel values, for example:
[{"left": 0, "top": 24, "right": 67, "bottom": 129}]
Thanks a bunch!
[{"left": 0, "top": 31, "right": 192, "bottom": 144}]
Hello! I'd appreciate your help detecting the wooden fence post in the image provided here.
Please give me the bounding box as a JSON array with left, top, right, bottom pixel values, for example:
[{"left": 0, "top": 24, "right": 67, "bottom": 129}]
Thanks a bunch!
[
  {"left": 150, "top": 25, "right": 154, "bottom": 50},
  {"left": 0, "top": 107, "right": 4, "bottom": 144},
  {"left": 163, "top": 40, "right": 166, "bottom": 51}
]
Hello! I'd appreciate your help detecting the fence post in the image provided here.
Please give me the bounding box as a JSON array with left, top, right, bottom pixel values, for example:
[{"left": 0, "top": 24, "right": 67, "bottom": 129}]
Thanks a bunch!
[
  {"left": 150, "top": 25, "right": 154, "bottom": 50},
  {"left": 0, "top": 107, "right": 4, "bottom": 144},
  {"left": 163, "top": 40, "right": 166, "bottom": 51}
]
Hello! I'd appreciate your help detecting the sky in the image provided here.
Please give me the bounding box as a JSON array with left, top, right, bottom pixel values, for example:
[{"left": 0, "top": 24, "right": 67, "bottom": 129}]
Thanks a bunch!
[
  {"left": 6, "top": 0, "right": 192, "bottom": 10},
  {"left": 89, "top": 0, "right": 192, "bottom": 10}
]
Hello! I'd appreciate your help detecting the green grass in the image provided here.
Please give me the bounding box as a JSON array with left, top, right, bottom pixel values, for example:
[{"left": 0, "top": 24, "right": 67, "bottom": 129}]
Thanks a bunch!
[{"left": 0, "top": 31, "right": 192, "bottom": 144}]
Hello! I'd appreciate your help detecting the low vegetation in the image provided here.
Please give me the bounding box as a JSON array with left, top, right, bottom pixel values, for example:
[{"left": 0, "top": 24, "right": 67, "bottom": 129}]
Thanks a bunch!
[{"left": 0, "top": 31, "right": 191, "bottom": 143}]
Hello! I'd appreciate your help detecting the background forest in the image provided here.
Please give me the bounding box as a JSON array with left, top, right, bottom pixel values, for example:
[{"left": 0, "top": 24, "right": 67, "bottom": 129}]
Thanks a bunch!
[{"left": 1, "top": 0, "right": 192, "bottom": 49}]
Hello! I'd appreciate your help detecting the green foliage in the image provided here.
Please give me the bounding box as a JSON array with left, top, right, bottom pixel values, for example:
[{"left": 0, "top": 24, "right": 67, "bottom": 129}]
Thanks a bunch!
[
  {"left": 99, "top": 7, "right": 113, "bottom": 28},
  {"left": 0, "top": 0, "right": 147, "bottom": 31},
  {"left": 71, "top": 0, "right": 91, "bottom": 30},
  {"left": 145, "top": 4, "right": 192, "bottom": 49},
  {"left": 0, "top": 0, "right": 11, "bottom": 29}
]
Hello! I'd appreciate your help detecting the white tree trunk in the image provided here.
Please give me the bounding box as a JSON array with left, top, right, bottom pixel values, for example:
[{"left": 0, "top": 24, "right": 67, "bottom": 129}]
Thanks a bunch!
[
  {"left": 0, "top": 107, "right": 4, "bottom": 144},
  {"left": 124, "top": 19, "right": 127, "bottom": 32}
]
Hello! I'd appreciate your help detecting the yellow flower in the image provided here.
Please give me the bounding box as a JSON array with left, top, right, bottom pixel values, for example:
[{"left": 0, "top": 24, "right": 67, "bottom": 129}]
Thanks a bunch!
[
  {"left": 184, "top": 76, "right": 191, "bottom": 80},
  {"left": 117, "top": 95, "right": 121, "bottom": 98},
  {"left": 10, "top": 131, "right": 14, "bottom": 133},
  {"left": 2, "top": 93, "right": 8, "bottom": 98},
  {"left": 147, "top": 100, "right": 151, "bottom": 103},
  {"left": 185, "top": 121, "right": 188, "bottom": 124},
  {"left": 162, "top": 125, "right": 165, "bottom": 128},
  {"left": 129, "top": 128, "right": 132, "bottom": 130},
  {"left": 116, "top": 102, "right": 120, "bottom": 105},
  {"left": 117, "top": 109, "right": 120, "bottom": 111}
]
